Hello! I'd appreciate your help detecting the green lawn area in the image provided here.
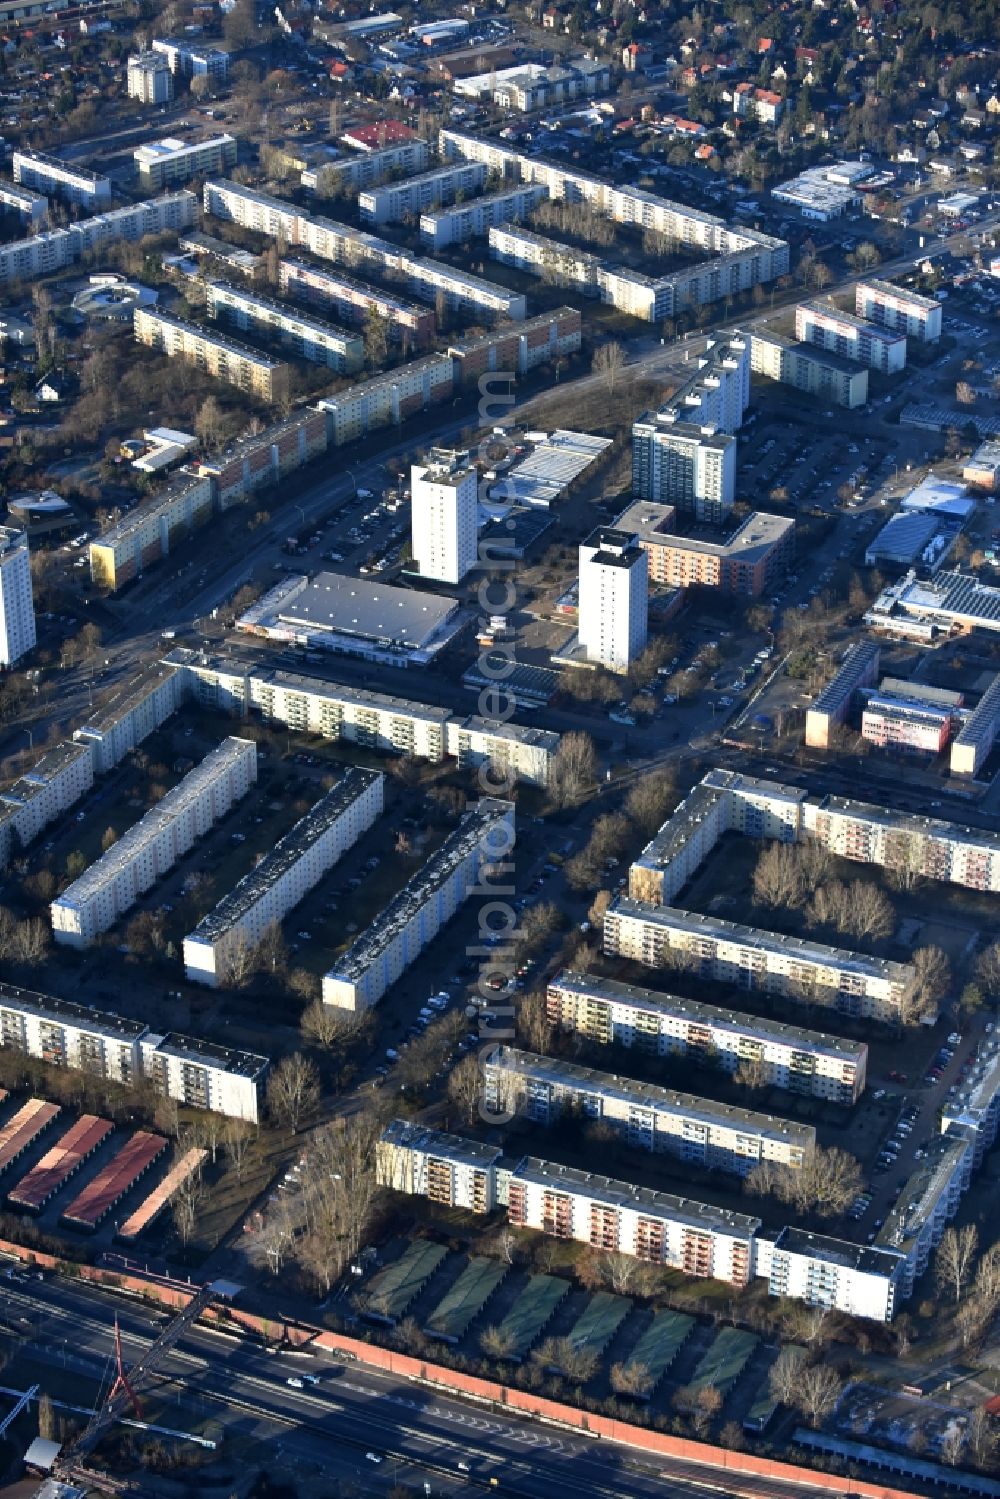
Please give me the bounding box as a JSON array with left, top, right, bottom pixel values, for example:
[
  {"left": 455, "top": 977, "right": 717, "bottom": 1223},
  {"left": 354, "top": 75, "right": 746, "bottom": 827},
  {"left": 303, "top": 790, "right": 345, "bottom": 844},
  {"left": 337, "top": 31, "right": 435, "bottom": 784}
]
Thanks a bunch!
[{"left": 490, "top": 1273, "right": 569, "bottom": 1362}]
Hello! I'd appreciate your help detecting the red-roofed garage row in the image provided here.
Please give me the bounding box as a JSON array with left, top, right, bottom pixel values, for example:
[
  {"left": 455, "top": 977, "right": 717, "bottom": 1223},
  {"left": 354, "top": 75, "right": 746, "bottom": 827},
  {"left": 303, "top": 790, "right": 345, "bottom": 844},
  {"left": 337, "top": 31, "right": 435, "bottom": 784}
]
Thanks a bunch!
[
  {"left": 61, "top": 1131, "right": 167, "bottom": 1231},
  {"left": 7, "top": 1114, "right": 113, "bottom": 1213},
  {"left": 0, "top": 1098, "right": 60, "bottom": 1177},
  {"left": 117, "top": 1147, "right": 208, "bottom": 1243}
]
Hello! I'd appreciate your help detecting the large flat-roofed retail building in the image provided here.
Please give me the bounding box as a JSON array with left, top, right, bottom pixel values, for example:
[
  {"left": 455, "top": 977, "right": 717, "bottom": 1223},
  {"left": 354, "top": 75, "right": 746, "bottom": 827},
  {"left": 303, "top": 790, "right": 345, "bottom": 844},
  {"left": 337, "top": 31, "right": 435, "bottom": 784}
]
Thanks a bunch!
[{"left": 236, "top": 571, "right": 463, "bottom": 667}]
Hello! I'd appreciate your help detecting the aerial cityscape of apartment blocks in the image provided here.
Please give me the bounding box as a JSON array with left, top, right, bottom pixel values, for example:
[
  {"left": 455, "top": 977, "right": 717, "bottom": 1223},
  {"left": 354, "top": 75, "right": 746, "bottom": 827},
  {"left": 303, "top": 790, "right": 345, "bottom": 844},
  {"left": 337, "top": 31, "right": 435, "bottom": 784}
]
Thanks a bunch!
[
  {"left": 419, "top": 184, "right": 547, "bottom": 250},
  {"left": 483, "top": 1048, "right": 816, "bottom": 1176},
  {"left": 169, "top": 648, "right": 559, "bottom": 786},
  {"left": 303, "top": 137, "right": 432, "bottom": 194},
  {"left": 322, "top": 798, "right": 515, "bottom": 1011},
  {"left": 0, "top": 192, "right": 197, "bottom": 285},
  {"left": 12, "top": 149, "right": 111, "bottom": 208},
  {"left": 855, "top": 279, "right": 943, "bottom": 342},
  {"left": 0, "top": 985, "right": 268, "bottom": 1121},
  {"left": 749, "top": 329, "right": 869, "bottom": 409},
  {"left": 359, "top": 160, "right": 487, "bottom": 225},
  {"left": 51, "top": 738, "right": 257, "bottom": 946},
  {"left": 0, "top": 526, "right": 36, "bottom": 667},
  {"left": 613, "top": 503, "right": 794, "bottom": 597},
  {"left": 133, "top": 307, "right": 291, "bottom": 404},
  {"left": 134, "top": 134, "right": 237, "bottom": 192},
  {"left": 183, "top": 769, "right": 384, "bottom": 987},
  {"left": 603, "top": 899, "right": 913, "bottom": 1023},
  {"left": 278, "top": 260, "right": 435, "bottom": 349},
  {"left": 545, "top": 971, "right": 868, "bottom": 1103},
  {"left": 206, "top": 282, "right": 365, "bottom": 374},
  {"left": 795, "top": 301, "right": 908, "bottom": 374}
]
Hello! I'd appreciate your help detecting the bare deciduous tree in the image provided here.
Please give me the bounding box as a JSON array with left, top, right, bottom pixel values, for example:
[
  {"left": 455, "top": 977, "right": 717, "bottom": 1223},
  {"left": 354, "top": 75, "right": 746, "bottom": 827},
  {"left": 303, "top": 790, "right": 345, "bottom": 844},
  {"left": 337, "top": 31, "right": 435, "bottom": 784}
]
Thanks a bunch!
[
  {"left": 447, "top": 1053, "right": 483, "bottom": 1126},
  {"left": 592, "top": 341, "right": 625, "bottom": 396},
  {"left": 172, "top": 1161, "right": 206, "bottom": 1248},
  {"left": 610, "top": 1360, "right": 653, "bottom": 1399},
  {"left": 796, "top": 1365, "right": 842, "bottom": 1427},
  {"left": 907, "top": 946, "right": 952, "bottom": 1020},
  {"left": 768, "top": 1346, "right": 804, "bottom": 1406},
  {"left": 624, "top": 768, "right": 678, "bottom": 836},
  {"left": 266, "top": 1053, "right": 320, "bottom": 1134},
  {"left": 224, "top": 1118, "right": 255, "bottom": 1182},
  {"left": 548, "top": 732, "right": 597, "bottom": 809},
  {"left": 936, "top": 1224, "right": 979, "bottom": 1306},
  {"left": 753, "top": 842, "right": 807, "bottom": 910}
]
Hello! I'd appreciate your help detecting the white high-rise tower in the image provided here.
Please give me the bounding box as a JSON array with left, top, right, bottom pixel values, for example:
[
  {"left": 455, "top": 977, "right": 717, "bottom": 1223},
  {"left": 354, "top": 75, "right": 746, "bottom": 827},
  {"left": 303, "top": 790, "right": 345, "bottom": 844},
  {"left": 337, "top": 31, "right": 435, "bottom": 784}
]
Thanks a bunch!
[
  {"left": 411, "top": 450, "right": 478, "bottom": 585},
  {"left": 0, "top": 526, "right": 35, "bottom": 666},
  {"left": 578, "top": 527, "right": 648, "bottom": 672}
]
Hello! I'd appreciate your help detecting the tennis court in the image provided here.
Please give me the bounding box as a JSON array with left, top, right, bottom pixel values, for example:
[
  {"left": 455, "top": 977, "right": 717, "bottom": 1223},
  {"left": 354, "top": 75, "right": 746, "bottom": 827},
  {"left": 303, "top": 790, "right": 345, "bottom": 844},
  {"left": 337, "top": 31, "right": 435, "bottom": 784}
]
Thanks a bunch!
[
  {"left": 618, "top": 1310, "right": 695, "bottom": 1398},
  {"left": 490, "top": 1273, "right": 569, "bottom": 1361},
  {"left": 362, "top": 1241, "right": 449, "bottom": 1325},
  {"left": 689, "top": 1327, "right": 758, "bottom": 1399},
  {"left": 424, "top": 1257, "right": 508, "bottom": 1344}
]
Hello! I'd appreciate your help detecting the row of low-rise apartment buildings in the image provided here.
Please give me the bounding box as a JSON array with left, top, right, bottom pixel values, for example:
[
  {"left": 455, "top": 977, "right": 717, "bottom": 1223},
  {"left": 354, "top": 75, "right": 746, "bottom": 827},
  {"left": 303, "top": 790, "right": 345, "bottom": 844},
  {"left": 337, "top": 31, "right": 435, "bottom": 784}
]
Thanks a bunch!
[
  {"left": 483, "top": 1046, "right": 816, "bottom": 1176},
  {"left": 174, "top": 648, "right": 559, "bottom": 786},
  {"left": 490, "top": 223, "right": 787, "bottom": 323},
  {"left": 0, "top": 631, "right": 554, "bottom": 876},
  {"left": 0, "top": 984, "right": 267, "bottom": 1122},
  {"left": 205, "top": 281, "right": 364, "bottom": 374},
  {"left": 359, "top": 159, "right": 488, "bottom": 225},
  {"left": 278, "top": 260, "right": 435, "bottom": 350},
  {"left": 0, "top": 192, "right": 197, "bottom": 287},
  {"left": 183, "top": 768, "right": 384, "bottom": 986},
  {"left": 322, "top": 798, "right": 514, "bottom": 1011},
  {"left": 855, "top": 279, "right": 942, "bottom": 342},
  {"left": 750, "top": 329, "right": 869, "bottom": 410},
  {"left": 440, "top": 128, "right": 789, "bottom": 309},
  {"left": 545, "top": 970, "right": 868, "bottom": 1103},
  {"left": 133, "top": 306, "right": 290, "bottom": 404},
  {"left": 12, "top": 148, "right": 110, "bottom": 208},
  {"left": 795, "top": 300, "right": 908, "bottom": 375},
  {"left": 604, "top": 766, "right": 1000, "bottom": 1020},
  {"left": 805, "top": 642, "right": 971, "bottom": 761},
  {"left": 376, "top": 1120, "right": 906, "bottom": 1321},
  {"left": 202, "top": 179, "right": 527, "bottom": 324},
  {"left": 420, "top": 184, "right": 548, "bottom": 251},
  {"left": 612, "top": 500, "right": 793, "bottom": 598},
  {"left": 303, "top": 136, "right": 432, "bottom": 196},
  {"left": 51, "top": 737, "right": 257, "bottom": 947}
]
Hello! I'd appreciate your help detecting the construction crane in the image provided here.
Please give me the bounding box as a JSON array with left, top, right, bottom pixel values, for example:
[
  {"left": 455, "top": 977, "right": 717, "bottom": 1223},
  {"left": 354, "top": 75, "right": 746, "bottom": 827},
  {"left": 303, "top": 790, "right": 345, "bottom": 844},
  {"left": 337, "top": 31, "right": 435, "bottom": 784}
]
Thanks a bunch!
[{"left": 53, "top": 1278, "right": 239, "bottom": 1478}]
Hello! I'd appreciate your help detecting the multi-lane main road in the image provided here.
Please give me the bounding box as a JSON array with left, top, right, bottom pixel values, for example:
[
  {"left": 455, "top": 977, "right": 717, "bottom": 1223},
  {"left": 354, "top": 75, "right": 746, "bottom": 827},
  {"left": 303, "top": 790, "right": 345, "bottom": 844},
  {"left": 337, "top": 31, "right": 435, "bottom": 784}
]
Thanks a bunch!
[{"left": 3, "top": 1272, "right": 877, "bottom": 1499}]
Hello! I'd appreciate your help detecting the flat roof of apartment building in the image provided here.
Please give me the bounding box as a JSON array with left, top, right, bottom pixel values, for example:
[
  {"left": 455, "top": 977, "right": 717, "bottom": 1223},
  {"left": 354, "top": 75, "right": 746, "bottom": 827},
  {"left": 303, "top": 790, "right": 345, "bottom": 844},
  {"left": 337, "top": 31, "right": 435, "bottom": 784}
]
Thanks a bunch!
[
  {"left": 454, "top": 714, "right": 559, "bottom": 751},
  {"left": 493, "top": 1046, "right": 816, "bottom": 1148},
  {"left": 859, "top": 277, "right": 940, "bottom": 312},
  {"left": 14, "top": 148, "right": 106, "bottom": 184},
  {"left": 514, "top": 1156, "right": 761, "bottom": 1237},
  {"left": 550, "top": 969, "right": 867, "bottom": 1059},
  {"left": 76, "top": 658, "right": 182, "bottom": 739},
  {"left": 139, "top": 308, "right": 285, "bottom": 369},
  {"left": 800, "top": 299, "right": 906, "bottom": 343},
  {"left": 615, "top": 506, "right": 793, "bottom": 564},
  {"left": 0, "top": 982, "right": 148, "bottom": 1041},
  {"left": 773, "top": 1225, "right": 904, "bottom": 1278},
  {"left": 188, "top": 769, "right": 381, "bottom": 943},
  {"left": 0, "top": 742, "right": 90, "bottom": 807},
  {"left": 876, "top": 1134, "right": 971, "bottom": 1256},
  {"left": 810, "top": 641, "right": 881, "bottom": 716},
  {"left": 610, "top": 897, "right": 911, "bottom": 986},
  {"left": 91, "top": 474, "right": 211, "bottom": 553},
  {"left": 208, "top": 281, "right": 358, "bottom": 341},
  {"left": 752, "top": 327, "right": 865, "bottom": 376},
  {"left": 941, "top": 1037, "right": 1000, "bottom": 1127},
  {"left": 55, "top": 738, "right": 254, "bottom": 909},
  {"left": 380, "top": 1117, "right": 503, "bottom": 1169},
  {"left": 327, "top": 799, "right": 512, "bottom": 982},
  {"left": 144, "top": 1030, "right": 267, "bottom": 1078}
]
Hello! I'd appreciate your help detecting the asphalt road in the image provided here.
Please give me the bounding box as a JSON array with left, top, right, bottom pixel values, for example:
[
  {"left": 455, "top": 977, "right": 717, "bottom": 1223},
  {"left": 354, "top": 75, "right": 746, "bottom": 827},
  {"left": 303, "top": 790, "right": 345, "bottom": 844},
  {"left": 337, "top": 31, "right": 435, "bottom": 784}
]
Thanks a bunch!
[{"left": 0, "top": 1273, "right": 861, "bottom": 1499}]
